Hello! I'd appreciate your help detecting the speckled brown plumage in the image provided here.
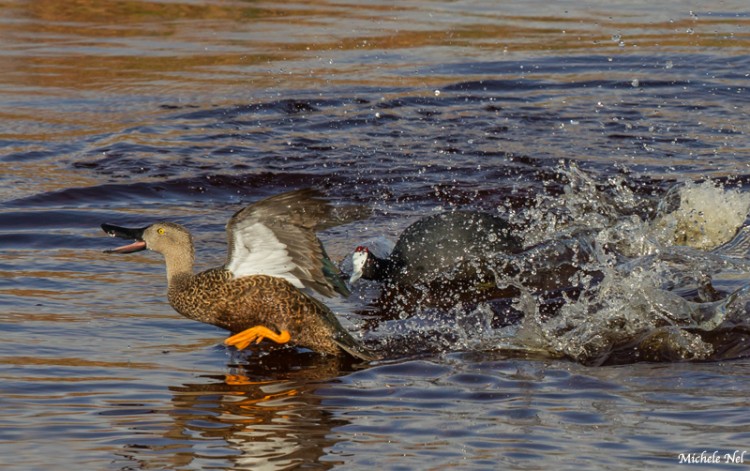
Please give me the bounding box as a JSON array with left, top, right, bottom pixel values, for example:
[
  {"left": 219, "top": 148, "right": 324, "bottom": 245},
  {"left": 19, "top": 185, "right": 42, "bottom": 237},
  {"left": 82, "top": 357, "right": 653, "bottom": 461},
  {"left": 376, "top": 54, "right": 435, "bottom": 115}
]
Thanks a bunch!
[{"left": 168, "top": 268, "right": 356, "bottom": 356}]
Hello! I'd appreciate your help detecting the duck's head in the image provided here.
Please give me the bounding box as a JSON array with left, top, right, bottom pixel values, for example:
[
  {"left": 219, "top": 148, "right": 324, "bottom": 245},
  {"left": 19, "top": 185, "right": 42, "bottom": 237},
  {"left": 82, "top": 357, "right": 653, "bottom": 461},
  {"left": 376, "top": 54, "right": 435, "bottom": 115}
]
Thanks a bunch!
[{"left": 102, "top": 222, "right": 193, "bottom": 258}]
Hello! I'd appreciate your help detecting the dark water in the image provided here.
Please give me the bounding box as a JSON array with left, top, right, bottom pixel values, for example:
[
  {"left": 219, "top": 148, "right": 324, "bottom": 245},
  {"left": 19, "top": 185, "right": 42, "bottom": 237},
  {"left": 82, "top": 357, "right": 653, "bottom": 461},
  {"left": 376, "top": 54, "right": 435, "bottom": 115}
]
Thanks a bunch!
[{"left": 3, "top": 1, "right": 750, "bottom": 469}]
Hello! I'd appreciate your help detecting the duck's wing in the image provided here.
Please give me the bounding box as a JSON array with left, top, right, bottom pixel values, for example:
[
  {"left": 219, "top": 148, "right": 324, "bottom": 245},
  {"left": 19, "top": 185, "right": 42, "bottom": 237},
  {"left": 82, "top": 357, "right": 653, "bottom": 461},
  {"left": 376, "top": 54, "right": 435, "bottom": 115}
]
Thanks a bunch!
[{"left": 224, "top": 189, "right": 366, "bottom": 298}]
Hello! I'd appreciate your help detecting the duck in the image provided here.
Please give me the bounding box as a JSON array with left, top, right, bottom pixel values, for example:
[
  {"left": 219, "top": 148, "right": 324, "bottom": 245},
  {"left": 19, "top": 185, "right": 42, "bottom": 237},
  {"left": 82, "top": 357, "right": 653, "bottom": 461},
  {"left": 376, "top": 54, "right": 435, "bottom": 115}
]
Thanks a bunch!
[
  {"left": 101, "top": 188, "right": 374, "bottom": 360},
  {"left": 349, "top": 211, "right": 523, "bottom": 289}
]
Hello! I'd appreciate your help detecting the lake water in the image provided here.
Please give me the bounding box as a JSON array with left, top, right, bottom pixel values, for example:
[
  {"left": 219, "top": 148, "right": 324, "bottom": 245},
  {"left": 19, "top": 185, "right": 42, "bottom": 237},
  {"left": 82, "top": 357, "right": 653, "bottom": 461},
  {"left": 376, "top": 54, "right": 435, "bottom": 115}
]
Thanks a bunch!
[{"left": 2, "top": 1, "right": 750, "bottom": 469}]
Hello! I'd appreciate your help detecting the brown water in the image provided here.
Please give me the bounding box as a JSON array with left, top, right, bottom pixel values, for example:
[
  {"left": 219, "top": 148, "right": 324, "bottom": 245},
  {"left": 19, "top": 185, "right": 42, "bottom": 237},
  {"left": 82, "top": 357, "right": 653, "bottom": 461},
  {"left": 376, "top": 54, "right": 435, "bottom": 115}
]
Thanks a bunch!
[{"left": 3, "top": 1, "right": 750, "bottom": 469}]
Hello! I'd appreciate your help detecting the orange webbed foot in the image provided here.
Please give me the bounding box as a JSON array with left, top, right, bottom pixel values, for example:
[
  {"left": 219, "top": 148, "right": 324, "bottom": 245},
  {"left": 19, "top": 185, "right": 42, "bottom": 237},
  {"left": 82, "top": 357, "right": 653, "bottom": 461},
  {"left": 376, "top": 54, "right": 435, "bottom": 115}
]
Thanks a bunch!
[{"left": 224, "top": 326, "right": 291, "bottom": 350}]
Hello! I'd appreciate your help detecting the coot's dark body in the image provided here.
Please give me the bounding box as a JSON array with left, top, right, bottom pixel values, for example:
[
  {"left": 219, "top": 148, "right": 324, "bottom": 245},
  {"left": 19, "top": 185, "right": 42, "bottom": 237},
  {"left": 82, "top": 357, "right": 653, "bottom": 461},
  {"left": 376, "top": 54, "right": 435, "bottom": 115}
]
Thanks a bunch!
[
  {"left": 350, "top": 211, "right": 526, "bottom": 323},
  {"left": 352, "top": 211, "right": 523, "bottom": 287}
]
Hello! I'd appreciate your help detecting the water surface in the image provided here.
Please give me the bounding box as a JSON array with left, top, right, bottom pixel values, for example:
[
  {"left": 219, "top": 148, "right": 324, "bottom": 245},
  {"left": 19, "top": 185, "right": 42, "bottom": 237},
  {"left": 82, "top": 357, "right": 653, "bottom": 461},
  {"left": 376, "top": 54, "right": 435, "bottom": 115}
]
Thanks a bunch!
[{"left": 2, "top": 1, "right": 750, "bottom": 469}]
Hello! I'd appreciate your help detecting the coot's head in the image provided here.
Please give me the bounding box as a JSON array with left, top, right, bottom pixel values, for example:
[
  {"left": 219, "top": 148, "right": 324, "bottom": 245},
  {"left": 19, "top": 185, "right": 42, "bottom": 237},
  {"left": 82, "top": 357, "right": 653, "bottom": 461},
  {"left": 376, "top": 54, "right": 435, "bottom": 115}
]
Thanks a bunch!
[{"left": 349, "top": 246, "right": 373, "bottom": 283}]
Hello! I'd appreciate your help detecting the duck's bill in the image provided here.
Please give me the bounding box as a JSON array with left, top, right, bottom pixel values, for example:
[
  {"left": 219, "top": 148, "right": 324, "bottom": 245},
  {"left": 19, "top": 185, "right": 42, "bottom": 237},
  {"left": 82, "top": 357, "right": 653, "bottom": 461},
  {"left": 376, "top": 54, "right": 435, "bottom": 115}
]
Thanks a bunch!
[{"left": 101, "top": 223, "right": 147, "bottom": 253}]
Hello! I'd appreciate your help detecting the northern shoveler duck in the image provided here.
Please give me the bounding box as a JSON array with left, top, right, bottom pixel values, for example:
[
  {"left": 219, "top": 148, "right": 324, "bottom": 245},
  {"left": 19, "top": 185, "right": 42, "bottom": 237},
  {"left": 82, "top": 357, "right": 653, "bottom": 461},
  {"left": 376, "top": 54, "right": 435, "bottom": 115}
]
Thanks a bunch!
[{"left": 102, "top": 188, "right": 374, "bottom": 360}]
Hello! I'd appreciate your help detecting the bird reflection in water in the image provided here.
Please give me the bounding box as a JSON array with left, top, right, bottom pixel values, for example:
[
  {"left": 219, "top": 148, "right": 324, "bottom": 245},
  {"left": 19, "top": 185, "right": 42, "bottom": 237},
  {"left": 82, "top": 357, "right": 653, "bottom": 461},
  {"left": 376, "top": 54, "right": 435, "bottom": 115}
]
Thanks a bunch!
[{"left": 117, "top": 350, "right": 360, "bottom": 470}]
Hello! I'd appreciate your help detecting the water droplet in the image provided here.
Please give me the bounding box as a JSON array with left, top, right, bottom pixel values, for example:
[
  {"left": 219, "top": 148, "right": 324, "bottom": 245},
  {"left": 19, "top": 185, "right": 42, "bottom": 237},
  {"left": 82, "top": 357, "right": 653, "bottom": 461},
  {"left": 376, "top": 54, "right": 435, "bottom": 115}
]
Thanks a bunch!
[
  {"left": 631, "top": 78, "right": 640, "bottom": 87},
  {"left": 665, "top": 60, "right": 674, "bottom": 69},
  {"left": 434, "top": 90, "right": 441, "bottom": 96},
  {"left": 611, "top": 34, "right": 621, "bottom": 42}
]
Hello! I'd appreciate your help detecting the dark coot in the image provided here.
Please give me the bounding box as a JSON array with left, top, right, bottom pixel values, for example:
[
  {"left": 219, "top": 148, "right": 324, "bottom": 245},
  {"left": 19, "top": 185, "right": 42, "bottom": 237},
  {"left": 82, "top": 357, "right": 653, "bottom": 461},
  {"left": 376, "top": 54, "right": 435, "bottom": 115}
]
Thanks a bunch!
[{"left": 350, "top": 211, "right": 523, "bottom": 289}]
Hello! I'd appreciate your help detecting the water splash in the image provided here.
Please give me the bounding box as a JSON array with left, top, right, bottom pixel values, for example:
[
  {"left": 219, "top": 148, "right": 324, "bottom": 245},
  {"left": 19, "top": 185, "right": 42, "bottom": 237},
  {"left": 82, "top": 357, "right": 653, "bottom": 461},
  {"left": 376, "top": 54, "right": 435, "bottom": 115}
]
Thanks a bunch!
[
  {"left": 360, "top": 164, "right": 750, "bottom": 365},
  {"left": 651, "top": 181, "right": 750, "bottom": 250},
  {"left": 514, "top": 167, "right": 750, "bottom": 364}
]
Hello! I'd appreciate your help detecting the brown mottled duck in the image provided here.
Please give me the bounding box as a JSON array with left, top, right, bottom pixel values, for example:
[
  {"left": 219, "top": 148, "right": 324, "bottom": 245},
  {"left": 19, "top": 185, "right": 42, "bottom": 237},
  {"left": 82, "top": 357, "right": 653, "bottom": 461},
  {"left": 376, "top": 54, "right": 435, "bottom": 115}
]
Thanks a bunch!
[{"left": 101, "top": 189, "right": 374, "bottom": 360}]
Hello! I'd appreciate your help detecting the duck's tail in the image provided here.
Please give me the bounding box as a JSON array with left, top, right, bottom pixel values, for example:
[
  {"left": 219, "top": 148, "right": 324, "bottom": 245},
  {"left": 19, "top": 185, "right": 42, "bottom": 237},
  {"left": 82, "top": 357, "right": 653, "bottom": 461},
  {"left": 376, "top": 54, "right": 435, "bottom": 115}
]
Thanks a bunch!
[
  {"left": 311, "top": 295, "right": 378, "bottom": 361},
  {"left": 332, "top": 329, "right": 378, "bottom": 361}
]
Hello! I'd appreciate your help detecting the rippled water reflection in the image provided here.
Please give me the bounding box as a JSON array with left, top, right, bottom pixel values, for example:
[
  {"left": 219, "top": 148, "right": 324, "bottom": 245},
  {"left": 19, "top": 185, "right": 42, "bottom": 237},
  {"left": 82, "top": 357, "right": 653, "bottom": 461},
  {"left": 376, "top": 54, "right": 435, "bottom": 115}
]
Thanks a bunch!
[{"left": 2, "top": 0, "right": 750, "bottom": 469}]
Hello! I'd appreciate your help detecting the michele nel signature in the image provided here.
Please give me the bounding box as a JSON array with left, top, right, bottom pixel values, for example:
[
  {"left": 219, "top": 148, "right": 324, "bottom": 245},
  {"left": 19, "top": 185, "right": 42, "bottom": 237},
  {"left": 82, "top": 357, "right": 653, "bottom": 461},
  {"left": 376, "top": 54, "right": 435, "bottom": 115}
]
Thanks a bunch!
[{"left": 678, "top": 450, "right": 747, "bottom": 465}]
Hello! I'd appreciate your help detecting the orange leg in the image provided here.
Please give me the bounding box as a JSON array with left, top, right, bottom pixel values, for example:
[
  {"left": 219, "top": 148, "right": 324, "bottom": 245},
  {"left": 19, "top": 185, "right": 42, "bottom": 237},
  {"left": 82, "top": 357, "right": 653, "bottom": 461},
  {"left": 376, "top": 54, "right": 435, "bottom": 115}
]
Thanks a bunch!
[{"left": 224, "top": 325, "right": 291, "bottom": 351}]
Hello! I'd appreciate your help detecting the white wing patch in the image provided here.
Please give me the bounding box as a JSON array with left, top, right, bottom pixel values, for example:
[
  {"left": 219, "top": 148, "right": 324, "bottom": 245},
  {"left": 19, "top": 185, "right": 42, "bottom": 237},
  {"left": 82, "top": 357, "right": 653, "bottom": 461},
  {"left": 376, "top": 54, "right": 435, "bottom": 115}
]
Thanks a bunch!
[{"left": 225, "top": 222, "right": 305, "bottom": 289}]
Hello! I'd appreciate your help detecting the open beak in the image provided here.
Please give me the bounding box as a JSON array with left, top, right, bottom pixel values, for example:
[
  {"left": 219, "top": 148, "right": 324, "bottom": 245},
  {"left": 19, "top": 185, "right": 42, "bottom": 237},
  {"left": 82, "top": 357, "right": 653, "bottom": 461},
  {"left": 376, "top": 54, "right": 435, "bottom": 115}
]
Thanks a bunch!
[{"left": 101, "top": 223, "right": 148, "bottom": 253}]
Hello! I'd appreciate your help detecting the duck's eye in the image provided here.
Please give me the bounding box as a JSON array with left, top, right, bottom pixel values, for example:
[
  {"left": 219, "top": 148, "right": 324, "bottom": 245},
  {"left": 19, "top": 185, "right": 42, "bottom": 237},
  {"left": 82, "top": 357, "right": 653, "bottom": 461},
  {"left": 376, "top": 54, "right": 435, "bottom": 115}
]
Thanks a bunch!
[{"left": 157, "top": 228, "right": 165, "bottom": 235}]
